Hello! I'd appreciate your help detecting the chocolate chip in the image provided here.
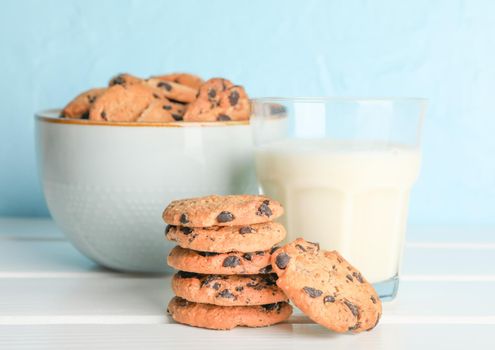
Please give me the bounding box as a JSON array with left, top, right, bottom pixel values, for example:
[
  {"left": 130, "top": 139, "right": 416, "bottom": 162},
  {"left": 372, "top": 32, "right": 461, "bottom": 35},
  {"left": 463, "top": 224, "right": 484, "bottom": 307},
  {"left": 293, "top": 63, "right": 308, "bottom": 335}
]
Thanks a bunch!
[
  {"left": 259, "top": 265, "right": 272, "bottom": 274},
  {"left": 242, "top": 253, "right": 252, "bottom": 261},
  {"left": 88, "top": 95, "right": 97, "bottom": 103},
  {"left": 157, "top": 81, "right": 172, "bottom": 91},
  {"left": 352, "top": 272, "right": 364, "bottom": 283},
  {"left": 163, "top": 105, "right": 172, "bottom": 110},
  {"left": 270, "top": 246, "right": 279, "bottom": 254},
  {"left": 370, "top": 295, "right": 377, "bottom": 304},
  {"left": 179, "top": 213, "right": 189, "bottom": 224},
  {"left": 208, "top": 89, "right": 216, "bottom": 99},
  {"left": 172, "top": 114, "right": 183, "bottom": 121},
  {"left": 323, "top": 295, "right": 335, "bottom": 303},
  {"left": 81, "top": 111, "right": 89, "bottom": 120},
  {"left": 212, "top": 282, "right": 221, "bottom": 290},
  {"left": 262, "top": 274, "right": 278, "bottom": 286},
  {"left": 295, "top": 244, "right": 306, "bottom": 252},
  {"left": 200, "top": 275, "right": 221, "bottom": 287},
  {"left": 153, "top": 93, "right": 160, "bottom": 99},
  {"left": 110, "top": 75, "right": 125, "bottom": 85},
  {"left": 217, "top": 211, "right": 234, "bottom": 223},
  {"left": 275, "top": 253, "right": 290, "bottom": 269},
  {"left": 343, "top": 300, "right": 359, "bottom": 318},
  {"left": 180, "top": 227, "right": 193, "bottom": 235},
  {"left": 239, "top": 226, "right": 253, "bottom": 234},
  {"left": 100, "top": 111, "right": 107, "bottom": 120},
  {"left": 218, "top": 289, "right": 235, "bottom": 299},
  {"left": 307, "top": 241, "right": 320, "bottom": 251},
  {"left": 217, "top": 114, "right": 231, "bottom": 121},
  {"left": 222, "top": 256, "right": 240, "bottom": 267},
  {"left": 261, "top": 303, "right": 281, "bottom": 312},
  {"left": 235, "top": 286, "right": 244, "bottom": 292},
  {"left": 228, "top": 90, "right": 239, "bottom": 106},
  {"left": 196, "top": 251, "right": 219, "bottom": 257},
  {"left": 303, "top": 287, "right": 323, "bottom": 298},
  {"left": 346, "top": 274, "right": 353, "bottom": 282},
  {"left": 177, "top": 271, "right": 201, "bottom": 279},
  {"left": 246, "top": 281, "right": 264, "bottom": 290},
  {"left": 256, "top": 200, "right": 272, "bottom": 217}
]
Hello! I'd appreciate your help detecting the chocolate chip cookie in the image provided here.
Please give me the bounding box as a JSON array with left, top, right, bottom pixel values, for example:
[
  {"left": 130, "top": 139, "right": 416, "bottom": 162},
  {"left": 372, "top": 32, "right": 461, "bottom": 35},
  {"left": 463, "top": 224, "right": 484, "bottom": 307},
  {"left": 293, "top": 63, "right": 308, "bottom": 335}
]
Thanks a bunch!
[
  {"left": 163, "top": 195, "right": 283, "bottom": 228},
  {"left": 183, "top": 78, "right": 251, "bottom": 122},
  {"left": 146, "top": 78, "right": 197, "bottom": 103},
  {"left": 62, "top": 88, "right": 106, "bottom": 119},
  {"left": 166, "top": 221, "right": 286, "bottom": 253},
  {"left": 152, "top": 73, "right": 204, "bottom": 89},
  {"left": 167, "top": 297, "right": 292, "bottom": 330},
  {"left": 167, "top": 246, "right": 274, "bottom": 275},
  {"left": 271, "top": 238, "right": 382, "bottom": 333},
  {"left": 172, "top": 271, "right": 287, "bottom": 306},
  {"left": 137, "top": 97, "right": 185, "bottom": 122},
  {"left": 89, "top": 83, "right": 157, "bottom": 122}
]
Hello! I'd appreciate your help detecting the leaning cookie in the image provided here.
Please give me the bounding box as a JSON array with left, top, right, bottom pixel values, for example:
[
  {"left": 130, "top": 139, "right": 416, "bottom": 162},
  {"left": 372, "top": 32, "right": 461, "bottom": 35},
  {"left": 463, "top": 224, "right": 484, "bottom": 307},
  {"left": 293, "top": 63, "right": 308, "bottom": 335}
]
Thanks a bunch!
[
  {"left": 146, "top": 78, "right": 197, "bottom": 103},
  {"left": 166, "top": 221, "right": 286, "bottom": 253},
  {"left": 167, "top": 246, "right": 274, "bottom": 275},
  {"left": 172, "top": 271, "right": 287, "bottom": 306},
  {"left": 271, "top": 238, "right": 382, "bottom": 333},
  {"left": 163, "top": 194, "right": 283, "bottom": 228},
  {"left": 137, "top": 98, "right": 185, "bottom": 122},
  {"left": 62, "top": 88, "right": 106, "bottom": 119},
  {"left": 167, "top": 297, "right": 292, "bottom": 330},
  {"left": 183, "top": 78, "right": 250, "bottom": 122},
  {"left": 152, "top": 73, "right": 204, "bottom": 89},
  {"left": 89, "top": 83, "right": 156, "bottom": 122}
]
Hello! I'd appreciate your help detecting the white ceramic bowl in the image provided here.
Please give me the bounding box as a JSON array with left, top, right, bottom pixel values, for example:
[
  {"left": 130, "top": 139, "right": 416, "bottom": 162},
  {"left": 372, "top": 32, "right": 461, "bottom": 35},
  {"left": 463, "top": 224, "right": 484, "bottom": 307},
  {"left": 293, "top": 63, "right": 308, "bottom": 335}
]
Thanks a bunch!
[{"left": 35, "top": 110, "right": 258, "bottom": 273}]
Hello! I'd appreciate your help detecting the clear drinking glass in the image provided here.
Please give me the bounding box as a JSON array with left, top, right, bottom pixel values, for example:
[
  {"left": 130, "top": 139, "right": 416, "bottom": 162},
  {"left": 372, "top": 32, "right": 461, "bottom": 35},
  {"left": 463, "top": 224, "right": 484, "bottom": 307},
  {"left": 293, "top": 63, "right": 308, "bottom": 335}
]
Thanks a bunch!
[{"left": 251, "top": 98, "right": 427, "bottom": 300}]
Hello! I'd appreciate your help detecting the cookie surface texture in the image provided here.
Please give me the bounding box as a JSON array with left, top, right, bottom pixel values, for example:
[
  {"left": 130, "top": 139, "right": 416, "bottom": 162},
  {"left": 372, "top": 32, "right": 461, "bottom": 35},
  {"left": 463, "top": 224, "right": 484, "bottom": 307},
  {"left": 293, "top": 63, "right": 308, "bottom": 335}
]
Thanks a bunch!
[
  {"left": 146, "top": 78, "right": 197, "bottom": 103},
  {"left": 163, "top": 194, "right": 283, "bottom": 227},
  {"left": 167, "top": 297, "right": 292, "bottom": 330},
  {"left": 166, "top": 221, "right": 286, "bottom": 253},
  {"left": 271, "top": 238, "right": 382, "bottom": 333},
  {"left": 167, "top": 246, "right": 274, "bottom": 275},
  {"left": 172, "top": 272, "right": 287, "bottom": 306},
  {"left": 183, "top": 78, "right": 251, "bottom": 122},
  {"left": 89, "top": 83, "right": 156, "bottom": 122},
  {"left": 137, "top": 98, "right": 185, "bottom": 122},
  {"left": 152, "top": 73, "right": 204, "bottom": 89},
  {"left": 62, "top": 88, "right": 106, "bottom": 119}
]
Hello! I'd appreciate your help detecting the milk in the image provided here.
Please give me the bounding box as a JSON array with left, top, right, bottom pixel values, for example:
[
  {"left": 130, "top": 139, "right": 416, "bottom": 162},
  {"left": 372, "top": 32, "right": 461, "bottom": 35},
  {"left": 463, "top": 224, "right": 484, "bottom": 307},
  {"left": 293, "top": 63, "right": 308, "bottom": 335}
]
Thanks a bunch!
[{"left": 255, "top": 139, "right": 421, "bottom": 283}]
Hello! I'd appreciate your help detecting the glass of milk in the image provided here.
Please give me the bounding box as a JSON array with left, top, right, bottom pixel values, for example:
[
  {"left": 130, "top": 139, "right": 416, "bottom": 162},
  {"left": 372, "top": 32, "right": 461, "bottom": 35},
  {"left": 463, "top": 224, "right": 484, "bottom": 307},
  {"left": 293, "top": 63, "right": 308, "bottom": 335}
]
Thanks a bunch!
[{"left": 251, "top": 98, "right": 427, "bottom": 300}]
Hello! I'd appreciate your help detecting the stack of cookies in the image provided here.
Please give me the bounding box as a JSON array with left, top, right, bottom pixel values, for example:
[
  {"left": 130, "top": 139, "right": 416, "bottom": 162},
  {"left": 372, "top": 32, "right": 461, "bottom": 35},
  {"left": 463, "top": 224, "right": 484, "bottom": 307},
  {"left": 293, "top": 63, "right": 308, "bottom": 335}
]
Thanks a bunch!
[{"left": 163, "top": 195, "right": 293, "bottom": 330}]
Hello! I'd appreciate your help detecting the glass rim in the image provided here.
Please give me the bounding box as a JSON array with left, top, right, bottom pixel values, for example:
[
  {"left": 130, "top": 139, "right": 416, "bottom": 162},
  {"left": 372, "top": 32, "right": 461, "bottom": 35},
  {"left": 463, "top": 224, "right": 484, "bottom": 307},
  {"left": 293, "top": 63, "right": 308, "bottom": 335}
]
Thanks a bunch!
[{"left": 251, "top": 96, "right": 428, "bottom": 104}]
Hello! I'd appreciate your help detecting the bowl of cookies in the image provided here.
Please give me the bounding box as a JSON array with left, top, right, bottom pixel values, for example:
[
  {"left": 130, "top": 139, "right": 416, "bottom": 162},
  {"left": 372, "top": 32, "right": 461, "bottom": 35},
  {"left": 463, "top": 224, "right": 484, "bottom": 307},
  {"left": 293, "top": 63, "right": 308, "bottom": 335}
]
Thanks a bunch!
[{"left": 35, "top": 72, "right": 262, "bottom": 273}]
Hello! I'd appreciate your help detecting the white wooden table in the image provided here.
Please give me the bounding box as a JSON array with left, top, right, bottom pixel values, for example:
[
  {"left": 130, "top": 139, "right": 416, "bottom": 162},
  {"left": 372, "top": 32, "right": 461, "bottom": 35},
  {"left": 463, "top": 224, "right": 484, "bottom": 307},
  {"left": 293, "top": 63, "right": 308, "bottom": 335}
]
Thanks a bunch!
[{"left": 0, "top": 218, "right": 494, "bottom": 349}]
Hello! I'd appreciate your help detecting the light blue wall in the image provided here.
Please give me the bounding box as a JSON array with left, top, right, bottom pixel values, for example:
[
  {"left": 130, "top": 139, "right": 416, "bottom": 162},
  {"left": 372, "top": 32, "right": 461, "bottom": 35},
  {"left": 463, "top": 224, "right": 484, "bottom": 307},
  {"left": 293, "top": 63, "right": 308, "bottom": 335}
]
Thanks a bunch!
[{"left": 1, "top": 0, "right": 494, "bottom": 225}]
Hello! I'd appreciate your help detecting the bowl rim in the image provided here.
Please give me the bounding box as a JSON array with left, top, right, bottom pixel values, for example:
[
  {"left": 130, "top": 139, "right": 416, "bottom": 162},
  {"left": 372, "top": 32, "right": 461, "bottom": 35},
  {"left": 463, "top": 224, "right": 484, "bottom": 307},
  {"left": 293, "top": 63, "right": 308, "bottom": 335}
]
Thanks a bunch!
[{"left": 35, "top": 109, "right": 250, "bottom": 128}]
